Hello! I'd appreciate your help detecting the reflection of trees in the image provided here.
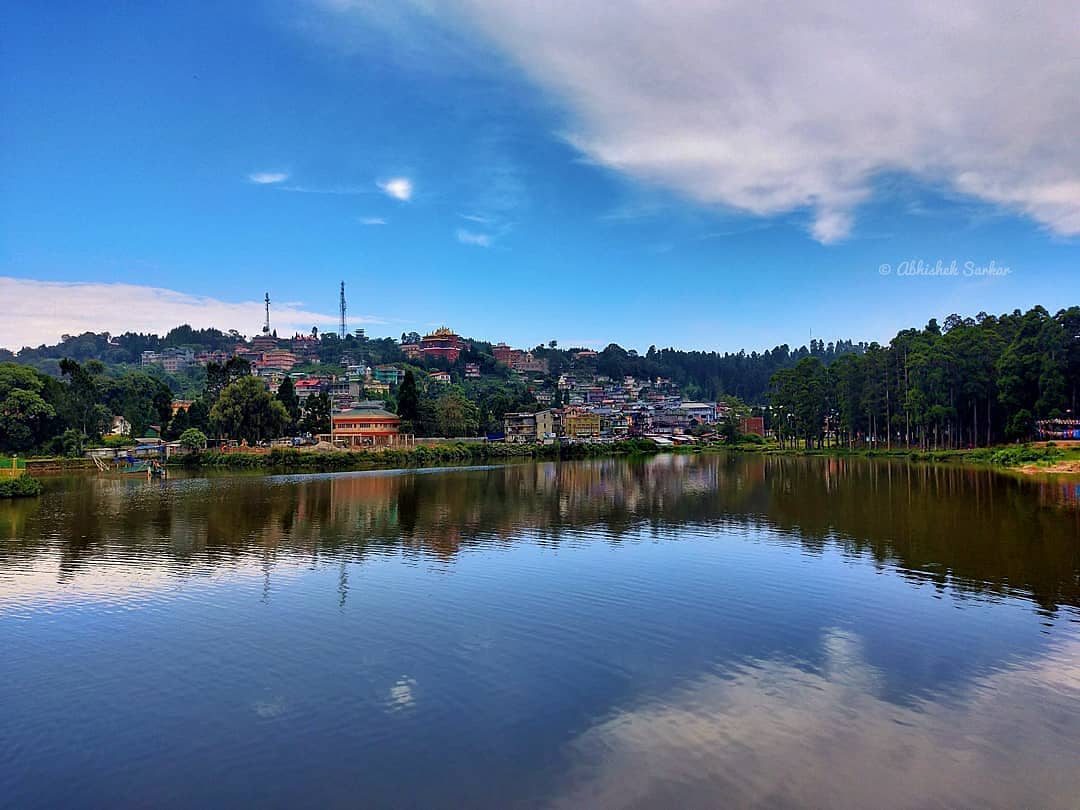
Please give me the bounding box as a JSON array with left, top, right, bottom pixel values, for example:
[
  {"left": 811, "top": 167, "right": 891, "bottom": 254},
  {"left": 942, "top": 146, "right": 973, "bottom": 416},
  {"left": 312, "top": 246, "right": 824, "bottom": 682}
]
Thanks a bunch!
[{"left": 1, "top": 457, "right": 1077, "bottom": 610}]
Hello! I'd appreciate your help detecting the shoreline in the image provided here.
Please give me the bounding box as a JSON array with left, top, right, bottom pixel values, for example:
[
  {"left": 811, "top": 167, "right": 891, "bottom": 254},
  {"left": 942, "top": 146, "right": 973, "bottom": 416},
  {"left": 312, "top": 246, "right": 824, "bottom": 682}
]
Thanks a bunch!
[
  {"left": 7, "top": 438, "right": 1079, "bottom": 489},
  {"left": 718, "top": 440, "right": 1080, "bottom": 475}
]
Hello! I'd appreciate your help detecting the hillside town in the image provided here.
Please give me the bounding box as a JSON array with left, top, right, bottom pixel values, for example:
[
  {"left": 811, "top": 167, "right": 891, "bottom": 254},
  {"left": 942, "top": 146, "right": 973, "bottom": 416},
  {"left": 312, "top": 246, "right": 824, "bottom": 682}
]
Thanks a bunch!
[
  {"left": 135, "top": 318, "right": 764, "bottom": 449},
  {"left": 2, "top": 297, "right": 1075, "bottom": 462}
]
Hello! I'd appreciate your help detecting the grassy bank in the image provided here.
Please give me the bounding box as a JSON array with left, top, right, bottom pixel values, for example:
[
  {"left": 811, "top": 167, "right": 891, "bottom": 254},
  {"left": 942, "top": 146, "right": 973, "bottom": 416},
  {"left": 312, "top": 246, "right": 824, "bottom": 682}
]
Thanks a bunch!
[
  {"left": 0, "top": 476, "right": 43, "bottom": 498},
  {"left": 717, "top": 439, "right": 1080, "bottom": 471},
  {"left": 178, "top": 439, "right": 661, "bottom": 472}
]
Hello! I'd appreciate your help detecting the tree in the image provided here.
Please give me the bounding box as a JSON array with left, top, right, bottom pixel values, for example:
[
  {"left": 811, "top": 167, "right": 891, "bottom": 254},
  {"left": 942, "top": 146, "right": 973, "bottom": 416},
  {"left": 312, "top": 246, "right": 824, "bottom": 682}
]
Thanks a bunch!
[
  {"left": 299, "top": 392, "right": 331, "bottom": 435},
  {"left": 0, "top": 363, "right": 57, "bottom": 452},
  {"left": 61, "top": 428, "right": 84, "bottom": 458},
  {"left": 179, "top": 428, "right": 208, "bottom": 452},
  {"left": 59, "top": 358, "right": 107, "bottom": 438},
  {"left": 434, "top": 387, "right": 480, "bottom": 437},
  {"left": 276, "top": 377, "right": 301, "bottom": 431},
  {"left": 205, "top": 357, "right": 251, "bottom": 403},
  {"left": 210, "top": 376, "right": 289, "bottom": 443},
  {"left": 397, "top": 370, "right": 420, "bottom": 422}
]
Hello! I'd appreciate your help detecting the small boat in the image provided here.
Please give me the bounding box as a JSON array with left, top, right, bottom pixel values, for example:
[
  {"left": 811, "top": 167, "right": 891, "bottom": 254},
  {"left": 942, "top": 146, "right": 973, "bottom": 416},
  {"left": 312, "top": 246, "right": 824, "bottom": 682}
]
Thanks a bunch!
[{"left": 112, "top": 455, "right": 167, "bottom": 478}]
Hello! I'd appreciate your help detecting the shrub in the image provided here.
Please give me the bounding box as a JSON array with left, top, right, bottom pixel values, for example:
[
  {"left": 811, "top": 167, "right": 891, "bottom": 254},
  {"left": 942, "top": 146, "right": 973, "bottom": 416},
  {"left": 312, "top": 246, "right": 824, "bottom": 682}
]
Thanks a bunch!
[{"left": 0, "top": 475, "right": 43, "bottom": 498}]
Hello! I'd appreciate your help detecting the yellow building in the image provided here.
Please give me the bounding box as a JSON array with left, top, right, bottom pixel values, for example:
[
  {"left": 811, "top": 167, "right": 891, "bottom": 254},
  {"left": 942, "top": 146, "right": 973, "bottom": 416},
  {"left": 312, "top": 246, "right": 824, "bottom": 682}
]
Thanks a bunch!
[{"left": 563, "top": 410, "right": 601, "bottom": 439}]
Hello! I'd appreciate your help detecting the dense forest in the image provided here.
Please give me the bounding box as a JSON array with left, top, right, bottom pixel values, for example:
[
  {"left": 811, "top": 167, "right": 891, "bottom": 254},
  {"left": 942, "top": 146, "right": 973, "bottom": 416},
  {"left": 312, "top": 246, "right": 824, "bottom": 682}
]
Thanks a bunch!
[{"left": 768, "top": 306, "right": 1079, "bottom": 449}]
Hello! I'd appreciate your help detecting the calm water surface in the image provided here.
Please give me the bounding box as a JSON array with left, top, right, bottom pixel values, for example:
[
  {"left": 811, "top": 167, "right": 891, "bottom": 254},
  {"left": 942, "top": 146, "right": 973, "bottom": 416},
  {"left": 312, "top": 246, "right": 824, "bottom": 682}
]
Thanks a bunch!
[{"left": 2, "top": 454, "right": 1079, "bottom": 808}]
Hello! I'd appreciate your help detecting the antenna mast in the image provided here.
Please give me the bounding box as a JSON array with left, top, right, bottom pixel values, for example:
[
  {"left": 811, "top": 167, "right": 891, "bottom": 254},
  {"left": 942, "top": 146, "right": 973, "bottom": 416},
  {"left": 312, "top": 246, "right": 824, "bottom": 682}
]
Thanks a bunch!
[
  {"left": 339, "top": 281, "right": 347, "bottom": 339},
  {"left": 263, "top": 292, "right": 271, "bottom": 334}
]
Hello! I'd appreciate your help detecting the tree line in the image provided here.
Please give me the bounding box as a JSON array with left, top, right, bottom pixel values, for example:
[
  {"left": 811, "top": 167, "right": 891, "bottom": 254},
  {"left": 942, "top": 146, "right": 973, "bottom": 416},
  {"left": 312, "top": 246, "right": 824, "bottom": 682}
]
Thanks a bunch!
[{"left": 767, "top": 306, "right": 1079, "bottom": 449}]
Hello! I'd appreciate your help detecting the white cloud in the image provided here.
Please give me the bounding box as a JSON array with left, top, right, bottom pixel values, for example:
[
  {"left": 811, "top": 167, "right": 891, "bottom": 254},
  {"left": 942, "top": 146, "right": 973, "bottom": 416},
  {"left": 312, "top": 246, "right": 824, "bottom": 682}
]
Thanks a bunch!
[
  {"left": 363, "top": 1, "right": 1080, "bottom": 243},
  {"left": 0, "top": 277, "right": 386, "bottom": 351},
  {"left": 459, "top": 213, "right": 494, "bottom": 224},
  {"left": 455, "top": 228, "right": 492, "bottom": 247},
  {"left": 377, "top": 177, "right": 413, "bottom": 201},
  {"left": 359, "top": 216, "right": 387, "bottom": 225},
  {"left": 248, "top": 171, "right": 289, "bottom": 184}
]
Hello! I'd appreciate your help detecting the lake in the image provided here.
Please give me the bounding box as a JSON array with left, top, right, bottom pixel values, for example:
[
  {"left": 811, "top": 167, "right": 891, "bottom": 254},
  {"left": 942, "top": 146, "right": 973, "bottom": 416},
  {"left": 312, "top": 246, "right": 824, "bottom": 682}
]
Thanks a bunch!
[{"left": 1, "top": 454, "right": 1078, "bottom": 808}]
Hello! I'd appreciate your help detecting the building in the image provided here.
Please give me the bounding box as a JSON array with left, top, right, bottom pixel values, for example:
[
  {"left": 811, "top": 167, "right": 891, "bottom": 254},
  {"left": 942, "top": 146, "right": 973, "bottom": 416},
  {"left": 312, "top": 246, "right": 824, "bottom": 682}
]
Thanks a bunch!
[
  {"left": 492, "top": 343, "right": 513, "bottom": 365},
  {"left": 680, "top": 402, "right": 717, "bottom": 424},
  {"left": 401, "top": 342, "right": 422, "bottom": 360},
  {"left": 162, "top": 348, "right": 195, "bottom": 373},
  {"left": 464, "top": 363, "right": 481, "bottom": 379},
  {"left": 503, "top": 412, "right": 538, "bottom": 443},
  {"left": 419, "top": 327, "right": 466, "bottom": 363},
  {"left": 294, "top": 379, "right": 323, "bottom": 402},
  {"left": 536, "top": 409, "right": 561, "bottom": 442},
  {"left": 109, "top": 415, "right": 132, "bottom": 436},
  {"left": 741, "top": 416, "right": 765, "bottom": 437},
  {"left": 364, "top": 381, "right": 391, "bottom": 397},
  {"left": 328, "top": 378, "right": 354, "bottom": 403},
  {"left": 563, "top": 410, "right": 601, "bottom": 439},
  {"left": 320, "top": 401, "right": 409, "bottom": 449},
  {"left": 511, "top": 352, "right": 549, "bottom": 374},
  {"left": 195, "top": 350, "right": 230, "bottom": 366},
  {"left": 259, "top": 350, "right": 298, "bottom": 372},
  {"left": 598, "top": 410, "right": 631, "bottom": 436},
  {"left": 251, "top": 334, "right": 278, "bottom": 353},
  {"left": 429, "top": 370, "right": 451, "bottom": 384},
  {"left": 373, "top": 365, "right": 404, "bottom": 386}
]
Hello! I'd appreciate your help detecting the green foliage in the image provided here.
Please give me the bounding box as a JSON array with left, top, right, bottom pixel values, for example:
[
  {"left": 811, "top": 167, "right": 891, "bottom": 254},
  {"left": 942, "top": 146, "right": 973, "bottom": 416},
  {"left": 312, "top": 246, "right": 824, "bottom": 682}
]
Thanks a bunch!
[
  {"left": 179, "top": 428, "right": 208, "bottom": 451},
  {"left": 396, "top": 370, "right": 420, "bottom": 422},
  {"left": 61, "top": 428, "right": 85, "bottom": 458},
  {"left": 210, "top": 377, "right": 289, "bottom": 442},
  {"left": 0, "top": 475, "right": 42, "bottom": 498},
  {"left": 276, "top": 377, "right": 301, "bottom": 429},
  {"left": 434, "top": 386, "right": 480, "bottom": 437},
  {"left": 985, "top": 444, "right": 1061, "bottom": 467},
  {"left": 767, "top": 306, "right": 1079, "bottom": 450},
  {"left": 0, "top": 363, "right": 57, "bottom": 452},
  {"left": 205, "top": 357, "right": 252, "bottom": 402},
  {"left": 299, "top": 391, "right": 331, "bottom": 435},
  {"left": 184, "top": 439, "right": 659, "bottom": 471}
]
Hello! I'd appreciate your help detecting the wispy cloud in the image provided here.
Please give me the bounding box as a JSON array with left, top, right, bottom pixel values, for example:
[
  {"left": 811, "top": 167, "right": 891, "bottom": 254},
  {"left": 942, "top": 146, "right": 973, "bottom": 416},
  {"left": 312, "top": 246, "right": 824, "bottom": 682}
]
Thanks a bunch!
[
  {"left": 248, "top": 171, "right": 288, "bottom": 184},
  {"left": 455, "top": 228, "right": 492, "bottom": 247},
  {"left": 359, "top": 216, "right": 387, "bottom": 225},
  {"left": 0, "top": 277, "right": 390, "bottom": 351},
  {"left": 377, "top": 177, "right": 413, "bottom": 201},
  {"left": 459, "top": 213, "right": 494, "bottom": 224},
  {"left": 277, "top": 184, "right": 370, "bottom": 195},
  {"left": 386, "top": 1, "right": 1080, "bottom": 243}
]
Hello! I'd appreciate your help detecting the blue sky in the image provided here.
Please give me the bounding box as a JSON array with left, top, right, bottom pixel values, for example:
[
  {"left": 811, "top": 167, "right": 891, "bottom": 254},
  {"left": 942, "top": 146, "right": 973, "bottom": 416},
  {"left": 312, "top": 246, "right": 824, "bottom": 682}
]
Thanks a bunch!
[{"left": 2, "top": 1, "right": 1077, "bottom": 352}]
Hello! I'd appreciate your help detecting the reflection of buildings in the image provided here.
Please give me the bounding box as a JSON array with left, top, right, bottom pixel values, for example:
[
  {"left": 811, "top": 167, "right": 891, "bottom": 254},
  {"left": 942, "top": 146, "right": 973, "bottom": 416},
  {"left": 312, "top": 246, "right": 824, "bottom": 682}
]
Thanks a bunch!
[{"left": 3, "top": 455, "right": 1078, "bottom": 612}]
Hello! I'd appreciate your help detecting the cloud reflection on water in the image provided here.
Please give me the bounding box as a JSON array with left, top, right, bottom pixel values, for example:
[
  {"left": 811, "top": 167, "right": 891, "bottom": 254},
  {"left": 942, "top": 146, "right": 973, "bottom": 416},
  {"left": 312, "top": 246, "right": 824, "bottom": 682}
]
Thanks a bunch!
[{"left": 554, "top": 630, "right": 1080, "bottom": 809}]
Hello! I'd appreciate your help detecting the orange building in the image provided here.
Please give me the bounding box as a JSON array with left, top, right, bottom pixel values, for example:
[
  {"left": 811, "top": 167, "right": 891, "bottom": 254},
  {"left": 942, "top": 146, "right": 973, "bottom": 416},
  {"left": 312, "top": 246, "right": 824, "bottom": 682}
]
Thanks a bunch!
[{"left": 320, "top": 402, "right": 412, "bottom": 449}]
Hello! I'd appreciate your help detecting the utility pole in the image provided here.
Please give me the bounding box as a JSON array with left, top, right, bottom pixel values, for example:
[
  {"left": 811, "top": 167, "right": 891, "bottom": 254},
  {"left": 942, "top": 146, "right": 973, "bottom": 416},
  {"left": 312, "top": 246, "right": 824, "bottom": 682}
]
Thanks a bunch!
[{"left": 263, "top": 292, "right": 271, "bottom": 334}]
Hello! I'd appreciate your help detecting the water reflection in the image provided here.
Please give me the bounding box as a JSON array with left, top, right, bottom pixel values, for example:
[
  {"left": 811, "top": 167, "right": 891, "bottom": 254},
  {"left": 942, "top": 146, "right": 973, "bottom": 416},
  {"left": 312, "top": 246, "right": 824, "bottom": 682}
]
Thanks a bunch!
[
  {"left": 2, "top": 455, "right": 1077, "bottom": 612},
  {"left": 556, "top": 631, "right": 1080, "bottom": 809},
  {"left": 1, "top": 456, "right": 1079, "bottom": 808}
]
